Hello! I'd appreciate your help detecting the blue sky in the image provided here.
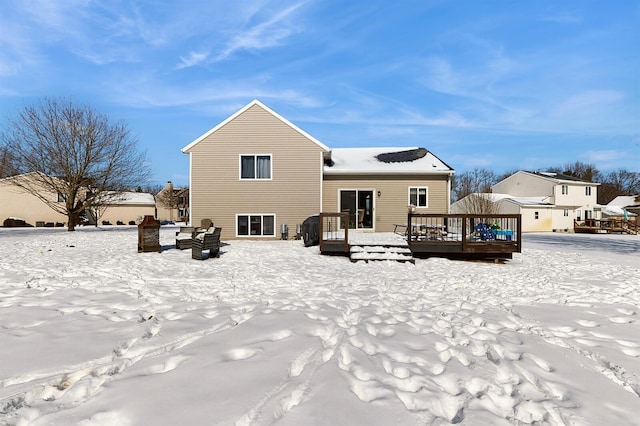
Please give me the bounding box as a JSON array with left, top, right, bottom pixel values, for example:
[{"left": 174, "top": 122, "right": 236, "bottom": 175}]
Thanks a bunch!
[{"left": 1, "top": 0, "right": 638, "bottom": 187}]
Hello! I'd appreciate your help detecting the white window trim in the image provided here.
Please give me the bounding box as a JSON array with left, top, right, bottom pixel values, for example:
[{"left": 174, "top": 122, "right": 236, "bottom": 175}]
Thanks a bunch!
[
  {"left": 239, "top": 154, "right": 273, "bottom": 180},
  {"left": 561, "top": 185, "right": 568, "bottom": 195},
  {"left": 235, "top": 213, "right": 276, "bottom": 237},
  {"left": 408, "top": 186, "right": 429, "bottom": 208}
]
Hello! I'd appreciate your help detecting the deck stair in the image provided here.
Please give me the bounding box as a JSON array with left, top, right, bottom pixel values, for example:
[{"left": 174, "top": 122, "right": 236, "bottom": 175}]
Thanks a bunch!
[{"left": 350, "top": 244, "right": 414, "bottom": 263}]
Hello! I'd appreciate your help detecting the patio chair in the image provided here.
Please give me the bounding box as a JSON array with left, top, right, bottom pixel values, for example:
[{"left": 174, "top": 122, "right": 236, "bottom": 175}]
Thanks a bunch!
[
  {"left": 192, "top": 227, "right": 222, "bottom": 260},
  {"left": 175, "top": 226, "right": 195, "bottom": 250}
]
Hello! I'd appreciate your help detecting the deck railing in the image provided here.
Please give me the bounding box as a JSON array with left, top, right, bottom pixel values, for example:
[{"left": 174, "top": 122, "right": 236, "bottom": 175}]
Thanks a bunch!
[
  {"left": 319, "top": 212, "right": 349, "bottom": 254},
  {"left": 574, "top": 217, "right": 638, "bottom": 234},
  {"left": 408, "top": 213, "right": 522, "bottom": 256}
]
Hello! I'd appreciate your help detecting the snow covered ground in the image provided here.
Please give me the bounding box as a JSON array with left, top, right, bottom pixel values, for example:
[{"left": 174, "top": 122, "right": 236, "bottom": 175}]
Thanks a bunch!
[{"left": 0, "top": 226, "right": 638, "bottom": 425}]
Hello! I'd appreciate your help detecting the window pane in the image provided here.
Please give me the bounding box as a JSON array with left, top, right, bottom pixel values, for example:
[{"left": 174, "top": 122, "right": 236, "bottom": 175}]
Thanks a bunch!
[
  {"left": 241, "top": 156, "right": 255, "bottom": 179},
  {"left": 409, "top": 188, "right": 417, "bottom": 206},
  {"left": 250, "top": 215, "right": 261, "bottom": 235},
  {"left": 263, "top": 215, "right": 274, "bottom": 235},
  {"left": 256, "top": 155, "right": 271, "bottom": 179},
  {"left": 238, "top": 215, "right": 248, "bottom": 235},
  {"left": 418, "top": 188, "right": 427, "bottom": 207}
]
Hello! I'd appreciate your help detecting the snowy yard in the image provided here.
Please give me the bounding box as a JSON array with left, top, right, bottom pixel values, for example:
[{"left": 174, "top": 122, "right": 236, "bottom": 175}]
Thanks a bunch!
[{"left": 0, "top": 226, "right": 639, "bottom": 425}]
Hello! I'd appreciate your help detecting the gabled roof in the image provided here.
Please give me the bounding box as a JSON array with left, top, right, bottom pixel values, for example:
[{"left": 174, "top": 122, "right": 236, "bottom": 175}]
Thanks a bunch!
[
  {"left": 181, "top": 99, "right": 331, "bottom": 153},
  {"left": 324, "top": 147, "right": 454, "bottom": 175}
]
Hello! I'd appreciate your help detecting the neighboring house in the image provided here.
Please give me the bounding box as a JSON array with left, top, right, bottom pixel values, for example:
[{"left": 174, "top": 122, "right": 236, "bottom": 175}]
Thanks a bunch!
[
  {"left": 607, "top": 194, "right": 640, "bottom": 217},
  {"left": 455, "top": 171, "right": 601, "bottom": 232},
  {"left": 0, "top": 173, "right": 68, "bottom": 226},
  {"left": 0, "top": 172, "right": 156, "bottom": 227},
  {"left": 451, "top": 193, "right": 555, "bottom": 232},
  {"left": 90, "top": 191, "right": 156, "bottom": 225},
  {"left": 156, "top": 181, "right": 189, "bottom": 223},
  {"left": 182, "top": 100, "right": 454, "bottom": 240}
]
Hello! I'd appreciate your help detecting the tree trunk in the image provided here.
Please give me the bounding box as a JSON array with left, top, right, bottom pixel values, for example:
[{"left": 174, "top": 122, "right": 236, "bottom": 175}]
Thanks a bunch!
[{"left": 67, "top": 213, "right": 79, "bottom": 232}]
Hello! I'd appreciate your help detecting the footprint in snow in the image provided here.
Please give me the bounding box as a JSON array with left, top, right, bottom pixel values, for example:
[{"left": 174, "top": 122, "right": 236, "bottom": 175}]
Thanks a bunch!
[
  {"left": 288, "top": 348, "right": 316, "bottom": 377},
  {"left": 147, "top": 355, "right": 189, "bottom": 374},
  {"left": 616, "top": 308, "right": 635, "bottom": 316},
  {"left": 268, "top": 329, "right": 293, "bottom": 342},
  {"left": 223, "top": 347, "right": 261, "bottom": 361},
  {"left": 609, "top": 316, "right": 632, "bottom": 324},
  {"left": 77, "top": 410, "right": 132, "bottom": 426},
  {"left": 575, "top": 319, "right": 599, "bottom": 328}
]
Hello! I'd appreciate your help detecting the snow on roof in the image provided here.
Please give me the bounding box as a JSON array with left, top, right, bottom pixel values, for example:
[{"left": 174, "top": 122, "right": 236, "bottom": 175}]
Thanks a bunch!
[
  {"left": 475, "top": 193, "right": 554, "bottom": 206},
  {"left": 324, "top": 147, "right": 453, "bottom": 175},
  {"left": 97, "top": 191, "right": 155, "bottom": 205},
  {"left": 601, "top": 205, "right": 637, "bottom": 217},
  {"left": 608, "top": 195, "right": 640, "bottom": 208}
]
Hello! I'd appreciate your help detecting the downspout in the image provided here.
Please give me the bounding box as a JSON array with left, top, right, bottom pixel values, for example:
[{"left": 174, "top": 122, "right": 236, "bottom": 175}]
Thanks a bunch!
[
  {"left": 188, "top": 152, "right": 193, "bottom": 226},
  {"left": 447, "top": 172, "right": 453, "bottom": 214}
]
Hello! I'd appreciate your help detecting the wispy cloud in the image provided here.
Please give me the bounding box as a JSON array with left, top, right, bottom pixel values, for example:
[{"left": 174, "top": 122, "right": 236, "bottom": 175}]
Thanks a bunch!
[
  {"left": 177, "top": 51, "right": 210, "bottom": 69},
  {"left": 582, "top": 149, "right": 625, "bottom": 163},
  {"left": 551, "top": 90, "right": 625, "bottom": 118},
  {"left": 215, "top": 3, "right": 304, "bottom": 60}
]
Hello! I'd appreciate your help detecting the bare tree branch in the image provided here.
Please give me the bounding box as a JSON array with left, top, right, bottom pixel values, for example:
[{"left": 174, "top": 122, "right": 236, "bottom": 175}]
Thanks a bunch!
[{"left": 1, "top": 97, "right": 151, "bottom": 231}]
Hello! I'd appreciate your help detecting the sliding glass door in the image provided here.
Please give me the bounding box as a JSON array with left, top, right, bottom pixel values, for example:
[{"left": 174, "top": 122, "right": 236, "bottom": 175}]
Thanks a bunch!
[{"left": 339, "top": 190, "right": 374, "bottom": 230}]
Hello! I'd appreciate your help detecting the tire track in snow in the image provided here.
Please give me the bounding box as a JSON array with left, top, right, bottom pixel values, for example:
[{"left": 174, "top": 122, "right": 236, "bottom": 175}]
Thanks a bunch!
[{"left": 0, "top": 313, "right": 244, "bottom": 423}]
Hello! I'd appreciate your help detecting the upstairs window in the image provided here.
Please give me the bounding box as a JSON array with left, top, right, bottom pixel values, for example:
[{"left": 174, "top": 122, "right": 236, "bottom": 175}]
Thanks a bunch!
[
  {"left": 240, "top": 155, "right": 271, "bottom": 180},
  {"left": 57, "top": 192, "right": 66, "bottom": 203},
  {"left": 585, "top": 186, "right": 592, "bottom": 196},
  {"left": 409, "top": 187, "right": 428, "bottom": 208},
  {"left": 561, "top": 185, "right": 568, "bottom": 195}
]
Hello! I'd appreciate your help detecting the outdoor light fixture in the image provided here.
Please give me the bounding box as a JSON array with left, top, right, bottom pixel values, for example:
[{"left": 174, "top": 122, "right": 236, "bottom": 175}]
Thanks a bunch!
[{"left": 377, "top": 191, "right": 381, "bottom": 197}]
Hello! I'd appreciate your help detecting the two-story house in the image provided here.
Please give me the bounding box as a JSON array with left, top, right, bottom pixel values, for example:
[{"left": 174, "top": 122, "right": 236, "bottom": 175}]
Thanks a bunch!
[
  {"left": 490, "top": 171, "right": 600, "bottom": 232},
  {"left": 156, "top": 181, "right": 189, "bottom": 223},
  {"left": 182, "top": 100, "right": 454, "bottom": 240}
]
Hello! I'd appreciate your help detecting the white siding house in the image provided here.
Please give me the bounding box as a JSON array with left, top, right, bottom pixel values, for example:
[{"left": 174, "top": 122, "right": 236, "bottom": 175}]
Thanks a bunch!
[{"left": 453, "top": 171, "right": 601, "bottom": 232}]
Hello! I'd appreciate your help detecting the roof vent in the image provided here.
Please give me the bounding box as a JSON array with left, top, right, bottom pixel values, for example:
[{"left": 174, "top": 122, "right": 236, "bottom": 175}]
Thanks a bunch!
[{"left": 375, "top": 148, "right": 428, "bottom": 163}]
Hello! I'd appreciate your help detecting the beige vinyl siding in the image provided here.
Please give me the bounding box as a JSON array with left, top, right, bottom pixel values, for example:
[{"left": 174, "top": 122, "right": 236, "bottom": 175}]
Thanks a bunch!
[
  {"left": 0, "top": 179, "right": 68, "bottom": 226},
  {"left": 189, "top": 104, "right": 326, "bottom": 240},
  {"left": 322, "top": 174, "right": 450, "bottom": 232}
]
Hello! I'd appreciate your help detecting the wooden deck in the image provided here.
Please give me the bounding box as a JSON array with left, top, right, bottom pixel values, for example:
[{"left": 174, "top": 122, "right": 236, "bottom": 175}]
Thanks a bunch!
[
  {"left": 574, "top": 218, "right": 638, "bottom": 235},
  {"left": 407, "top": 213, "right": 522, "bottom": 260},
  {"left": 319, "top": 213, "right": 522, "bottom": 260}
]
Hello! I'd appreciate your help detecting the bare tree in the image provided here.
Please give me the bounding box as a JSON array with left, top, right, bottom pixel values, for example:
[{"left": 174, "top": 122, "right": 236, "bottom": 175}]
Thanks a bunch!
[
  {"left": 1, "top": 97, "right": 150, "bottom": 231},
  {"left": 451, "top": 168, "right": 499, "bottom": 202},
  {"left": 456, "top": 193, "right": 501, "bottom": 214},
  {"left": 548, "top": 161, "right": 601, "bottom": 182},
  {"left": 0, "top": 145, "right": 18, "bottom": 178},
  {"left": 598, "top": 169, "right": 640, "bottom": 204}
]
